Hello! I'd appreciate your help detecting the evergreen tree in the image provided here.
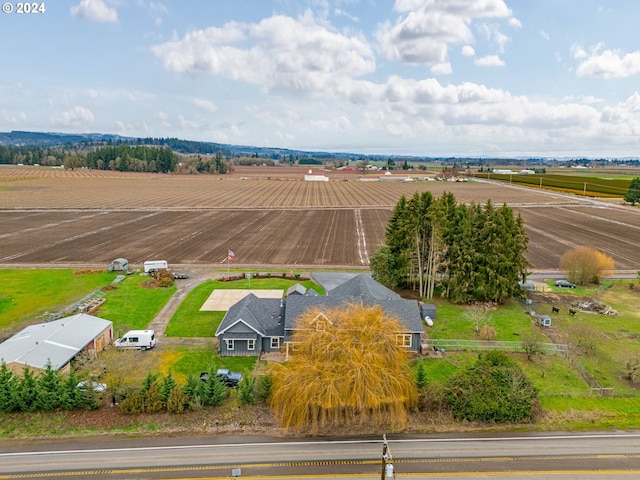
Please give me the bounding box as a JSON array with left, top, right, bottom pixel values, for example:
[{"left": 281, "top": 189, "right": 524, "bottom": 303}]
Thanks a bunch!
[
  {"left": 625, "top": 177, "right": 640, "bottom": 205},
  {"left": 160, "top": 371, "right": 177, "bottom": 404},
  {"left": 415, "top": 362, "right": 428, "bottom": 390},
  {"left": 143, "top": 382, "right": 164, "bottom": 413},
  {"left": 238, "top": 376, "right": 255, "bottom": 404},
  {"left": 17, "top": 368, "right": 39, "bottom": 412},
  {"left": 182, "top": 374, "right": 201, "bottom": 403},
  {"left": 60, "top": 371, "right": 91, "bottom": 410},
  {"left": 370, "top": 245, "right": 400, "bottom": 288},
  {"left": 167, "top": 385, "right": 190, "bottom": 414},
  {"left": 198, "top": 368, "right": 228, "bottom": 406},
  {"left": 0, "top": 362, "right": 18, "bottom": 413},
  {"left": 36, "top": 362, "right": 62, "bottom": 411}
]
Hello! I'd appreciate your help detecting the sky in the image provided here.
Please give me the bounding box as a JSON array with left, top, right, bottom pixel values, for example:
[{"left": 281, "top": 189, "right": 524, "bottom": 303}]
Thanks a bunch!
[{"left": 1, "top": 0, "right": 640, "bottom": 158}]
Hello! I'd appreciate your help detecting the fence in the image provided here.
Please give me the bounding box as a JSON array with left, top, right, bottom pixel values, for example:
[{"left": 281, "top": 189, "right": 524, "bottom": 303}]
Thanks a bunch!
[{"left": 427, "top": 339, "right": 567, "bottom": 356}]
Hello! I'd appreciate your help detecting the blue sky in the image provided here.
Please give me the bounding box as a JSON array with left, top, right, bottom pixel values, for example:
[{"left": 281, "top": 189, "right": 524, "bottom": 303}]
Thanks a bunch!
[{"left": 2, "top": 0, "right": 640, "bottom": 157}]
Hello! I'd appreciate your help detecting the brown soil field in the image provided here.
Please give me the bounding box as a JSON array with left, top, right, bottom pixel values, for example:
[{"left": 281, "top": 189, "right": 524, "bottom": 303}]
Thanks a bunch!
[{"left": 1, "top": 166, "right": 639, "bottom": 270}]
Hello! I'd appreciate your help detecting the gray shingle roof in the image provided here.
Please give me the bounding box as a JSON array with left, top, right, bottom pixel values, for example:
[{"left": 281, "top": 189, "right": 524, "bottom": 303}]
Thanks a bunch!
[
  {"left": 328, "top": 274, "right": 401, "bottom": 302},
  {"left": 215, "top": 293, "right": 284, "bottom": 337},
  {"left": 0, "top": 313, "right": 112, "bottom": 371}
]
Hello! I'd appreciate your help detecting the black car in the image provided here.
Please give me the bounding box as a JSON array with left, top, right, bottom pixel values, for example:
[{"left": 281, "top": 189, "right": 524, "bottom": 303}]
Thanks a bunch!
[
  {"left": 199, "top": 369, "right": 242, "bottom": 387},
  {"left": 554, "top": 280, "right": 576, "bottom": 288}
]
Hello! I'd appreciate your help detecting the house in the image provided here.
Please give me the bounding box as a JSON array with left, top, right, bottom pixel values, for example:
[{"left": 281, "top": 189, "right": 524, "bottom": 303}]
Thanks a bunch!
[
  {"left": 215, "top": 275, "right": 424, "bottom": 357},
  {"left": 0, "top": 313, "right": 113, "bottom": 375}
]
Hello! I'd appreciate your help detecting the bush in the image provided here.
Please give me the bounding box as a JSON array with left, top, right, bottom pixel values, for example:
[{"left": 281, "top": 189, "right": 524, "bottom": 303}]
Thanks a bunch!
[
  {"left": 143, "top": 383, "right": 164, "bottom": 413},
  {"left": 167, "top": 385, "right": 190, "bottom": 413},
  {"left": 445, "top": 351, "right": 538, "bottom": 423},
  {"left": 120, "top": 391, "right": 144, "bottom": 414}
]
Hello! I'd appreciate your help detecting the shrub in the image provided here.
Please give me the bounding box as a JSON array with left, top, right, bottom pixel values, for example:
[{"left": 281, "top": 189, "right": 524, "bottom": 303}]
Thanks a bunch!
[
  {"left": 120, "top": 391, "right": 144, "bottom": 414},
  {"left": 143, "top": 383, "right": 164, "bottom": 413},
  {"left": 167, "top": 385, "right": 190, "bottom": 413},
  {"left": 445, "top": 351, "right": 538, "bottom": 423}
]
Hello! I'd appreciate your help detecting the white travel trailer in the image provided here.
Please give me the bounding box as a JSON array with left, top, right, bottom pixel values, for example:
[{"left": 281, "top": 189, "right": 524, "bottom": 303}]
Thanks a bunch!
[
  {"left": 114, "top": 330, "right": 156, "bottom": 350},
  {"left": 143, "top": 260, "right": 168, "bottom": 273}
]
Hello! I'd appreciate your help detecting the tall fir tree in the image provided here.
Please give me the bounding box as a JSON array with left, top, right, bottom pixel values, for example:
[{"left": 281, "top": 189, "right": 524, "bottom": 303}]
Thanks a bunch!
[{"left": 0, "top": 362, "right": 18, "bottom": 413}]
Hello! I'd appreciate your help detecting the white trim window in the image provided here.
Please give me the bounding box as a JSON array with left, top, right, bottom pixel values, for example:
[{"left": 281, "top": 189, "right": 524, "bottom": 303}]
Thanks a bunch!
[
  {"left": 396, "top": 334, "right": 412, "bottom": 348},
  {"left": 225, "top": 339, "right": 235, "bottom": 350},
  {"left": 248, "top": 339, "right": 256, "bottom": 351},
  {"left": 271, "top": 337, "right": 280, "bottom": 349}
]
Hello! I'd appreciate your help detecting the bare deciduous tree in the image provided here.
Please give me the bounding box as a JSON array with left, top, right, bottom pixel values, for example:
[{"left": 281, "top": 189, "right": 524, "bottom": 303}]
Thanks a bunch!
[{"left": 560, "top": 246, "right": 615, "bottom": 285}]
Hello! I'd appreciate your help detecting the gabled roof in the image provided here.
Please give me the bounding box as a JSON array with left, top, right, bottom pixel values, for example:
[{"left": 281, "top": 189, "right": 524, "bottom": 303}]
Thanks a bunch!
[
  {"left": 328, "top": 274, "right": 400, "bottom": 302},
  {"left": 286, "top": 283, "right": 307, "bottom": 296},
  {"left": 215, "top": 293, "right": 284, "bottom": 337},
  {"left": 284, "top": 295, "right": 422, "bottom": 333},
  {"left": 0, "top": 313, "right": 112, "bottom": 371}
]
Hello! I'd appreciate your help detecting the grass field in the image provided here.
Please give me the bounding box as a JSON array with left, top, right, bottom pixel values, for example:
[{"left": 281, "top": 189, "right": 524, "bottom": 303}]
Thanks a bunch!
[
  {"left": 475, "top": 172, "right": 631, "bottom": 197},
  {"left": 0, "top": 270, "right": 117, "bottom": 334}
]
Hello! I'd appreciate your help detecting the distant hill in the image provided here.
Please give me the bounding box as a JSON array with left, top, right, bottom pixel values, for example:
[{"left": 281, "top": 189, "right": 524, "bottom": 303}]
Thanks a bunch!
[{"left": 0, "top": 130, "right": 429, "bottom": 162}]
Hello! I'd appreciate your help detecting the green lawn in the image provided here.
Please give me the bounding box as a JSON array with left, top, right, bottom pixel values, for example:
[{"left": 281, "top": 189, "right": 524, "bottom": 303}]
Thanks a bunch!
[
  {"left": 94, "top": 275, "right": 176, "bottom": 334},
  {"left": 0, "top": 269, "right": 117, "bottom": 332},
  {"left": 166, "top": 277, "right": 324, "bottom": 337}
]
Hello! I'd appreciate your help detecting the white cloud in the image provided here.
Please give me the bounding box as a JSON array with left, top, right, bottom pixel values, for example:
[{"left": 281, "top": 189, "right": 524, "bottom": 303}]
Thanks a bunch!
[
  {"left": 53, "top": 106, "right": 95, "bottom": 128},
  {"left": 539, "top": 30, "right": 550, "bottom": 41},
  {"left": 474, "top": 55, "right": 505, "bottom": 67},
  {"left": 461, "top": 45, "right": 475, "bottom": 56},
  {"left": 376, "top": 0, "right": 511, "bottom": 65},
  {"left": 508, "top": 17, "right": 522, "bottom": 28},
  {"left": 192, "top": 98, "right": 218, "bottom": 112},
  {"left": 334, "top": 8, "right": 359, "bottom": 22},
  {"left": 574, "top": 46, "right": 640, "bottom": 79},
  {"left": 152, "top": 12, "right": 375, "bottom": 93},
  {"left": 431, "top": 62, "right": 452, "bottom": 75},
  {"left": 70, "top": 0, "right": 118, "bottom": 23}
]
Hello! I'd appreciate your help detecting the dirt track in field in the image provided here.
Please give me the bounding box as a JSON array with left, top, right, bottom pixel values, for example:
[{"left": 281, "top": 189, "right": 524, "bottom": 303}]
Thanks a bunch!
[{"left": 1, "top": 166, "right": 639, "bottom": 270}]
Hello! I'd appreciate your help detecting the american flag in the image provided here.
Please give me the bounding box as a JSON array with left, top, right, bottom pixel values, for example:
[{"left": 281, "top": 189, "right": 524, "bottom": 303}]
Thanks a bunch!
[{"left": 227, "top": 249, "right": 235, "bottom": 260}]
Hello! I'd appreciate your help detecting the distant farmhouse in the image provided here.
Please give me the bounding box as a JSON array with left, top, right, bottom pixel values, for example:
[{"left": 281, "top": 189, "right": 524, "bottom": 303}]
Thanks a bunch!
[
  {"left": 0, "top": 313, "right": 113, "bottom": 375},
  {"left": 215, "top": 274, "right": 428, "bottom": 358}
]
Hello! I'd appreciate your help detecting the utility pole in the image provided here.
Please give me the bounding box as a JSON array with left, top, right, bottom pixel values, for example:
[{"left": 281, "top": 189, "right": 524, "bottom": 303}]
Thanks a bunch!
[{"left": 381, "top": 435, "right": 396, "bottom": 479}]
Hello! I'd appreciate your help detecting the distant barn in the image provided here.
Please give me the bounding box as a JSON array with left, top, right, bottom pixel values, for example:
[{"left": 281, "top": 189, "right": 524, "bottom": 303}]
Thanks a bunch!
[{"left": 108, "top": 258, "right": 129, "bottom": 272}]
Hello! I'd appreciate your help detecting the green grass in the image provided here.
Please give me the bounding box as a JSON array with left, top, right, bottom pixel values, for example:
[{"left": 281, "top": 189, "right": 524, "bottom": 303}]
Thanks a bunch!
[
  {"left": 0, "top": 269, "right": 117, "bottom": 331},
  {"left": 166, "top": 277, "right": 324, "bottom": 337},
  {"left": 426, "top": 298, "right": 533, "bottom": 341},
  {"left": 171, "top": 346, "right": 257, "bottom": 380},
  {"left": 95, "top": 275, "right": 176, "bottom": 333}
]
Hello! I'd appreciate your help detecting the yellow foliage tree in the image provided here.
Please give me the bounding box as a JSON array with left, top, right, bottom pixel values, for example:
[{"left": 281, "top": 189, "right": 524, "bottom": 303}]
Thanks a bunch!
[
  {"left": 269, "top": 303, "right": 418, "bottom": 434},
  {"left": 560, "top": 246, "right": 615, "bottom": 285}
]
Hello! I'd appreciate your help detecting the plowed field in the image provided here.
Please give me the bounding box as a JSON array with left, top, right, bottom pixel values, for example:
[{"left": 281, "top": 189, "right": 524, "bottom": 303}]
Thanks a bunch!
[{"left": 1, "top": 166, "right": 639, "bottom": 270}]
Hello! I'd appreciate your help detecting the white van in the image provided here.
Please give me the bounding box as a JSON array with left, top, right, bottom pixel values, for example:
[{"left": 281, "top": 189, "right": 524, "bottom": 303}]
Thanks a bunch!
[
  {"left": 114, "top": 330, "right": 156, "bottom": 350},
  {"left": 143, "top": 260, "right": 168, "bottom": 273}
]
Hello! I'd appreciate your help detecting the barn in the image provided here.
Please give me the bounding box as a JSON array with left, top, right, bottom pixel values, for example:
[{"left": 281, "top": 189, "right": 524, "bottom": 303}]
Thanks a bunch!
[{"left": 0, "top": 313, "right": 113, "bottom": 375}]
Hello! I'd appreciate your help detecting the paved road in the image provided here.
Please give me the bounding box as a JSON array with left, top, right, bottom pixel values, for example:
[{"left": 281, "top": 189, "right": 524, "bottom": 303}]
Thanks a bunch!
[{"left": 1, "top": 432, "right": 640, "bottom": 479}]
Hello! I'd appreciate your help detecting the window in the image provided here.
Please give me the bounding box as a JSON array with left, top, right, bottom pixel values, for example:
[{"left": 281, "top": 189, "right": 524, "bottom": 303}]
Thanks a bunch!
[
  {"left": 396, "top": 334, "right": 412, "bottom": 348},
  {"left": 271, "top": 337, "right": 280, "bottom": 349},
  {"left": 316, "top": 319, "right": 326, "bottom": 331},
  {"left": 248, "top": 339, "right": 255, "bottom": 351},
  {"left": 225, "top": 339, "right": 235, "bottom": 350}
]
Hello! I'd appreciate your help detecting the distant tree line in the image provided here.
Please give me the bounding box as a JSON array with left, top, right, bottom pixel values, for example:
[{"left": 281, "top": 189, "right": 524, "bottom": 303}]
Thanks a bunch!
[
  {"left": 0, "top": 145, "right": 65, "bottom": 165},
  {"left": 370, "top": 192, "right": 529, "bottom": 303}
]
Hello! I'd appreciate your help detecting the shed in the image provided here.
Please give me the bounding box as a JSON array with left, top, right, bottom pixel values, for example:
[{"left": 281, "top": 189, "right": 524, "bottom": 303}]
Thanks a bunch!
[
  {"left": 108, "top": 258, "right": 129, "bottom": 272},
  {"left": 420, "top": 303, "right": 437, "bottom": 320},
  {"left": 0, "top": 313, "right": 113, "bottom": 375}
]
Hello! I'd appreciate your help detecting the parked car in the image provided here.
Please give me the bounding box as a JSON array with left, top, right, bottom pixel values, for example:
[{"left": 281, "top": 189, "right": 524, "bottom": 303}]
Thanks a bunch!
[
  {"left": 200, "top": 368, "right": 243, "bottom": 387},
  {"left": 77, "top": 381, "right": 107, "bottom": 392},
  {"left": 554, "top": 280, "right": 576, "bottom": 288},
  {"left": 172, "top": 273, "right": 189, "bottom": 279}
]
